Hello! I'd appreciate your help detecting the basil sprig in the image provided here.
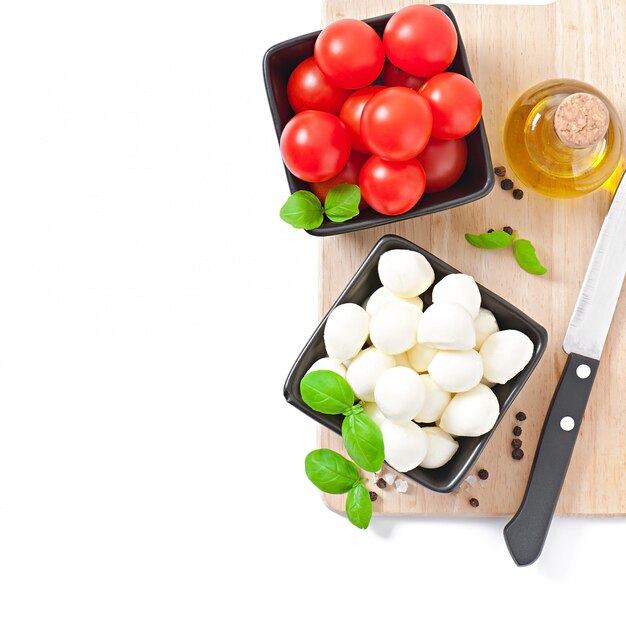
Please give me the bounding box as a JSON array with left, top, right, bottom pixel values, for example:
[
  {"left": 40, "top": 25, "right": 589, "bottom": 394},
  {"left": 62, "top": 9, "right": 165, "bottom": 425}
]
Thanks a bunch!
[
  {"left": 280, "top": 184, "right": 361, "bottom": 230},
  {"left": 465, "top": 228, "right": 548, "bottom": 276},
  {"left": 342, "top": 412, "right": 384, "bottom": 472}
]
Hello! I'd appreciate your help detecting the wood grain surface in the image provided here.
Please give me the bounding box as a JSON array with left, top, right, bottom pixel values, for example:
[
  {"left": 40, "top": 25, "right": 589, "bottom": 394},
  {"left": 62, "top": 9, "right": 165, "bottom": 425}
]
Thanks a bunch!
[{"left": 317, "top": 0, "right": 626, "bottom": 516}]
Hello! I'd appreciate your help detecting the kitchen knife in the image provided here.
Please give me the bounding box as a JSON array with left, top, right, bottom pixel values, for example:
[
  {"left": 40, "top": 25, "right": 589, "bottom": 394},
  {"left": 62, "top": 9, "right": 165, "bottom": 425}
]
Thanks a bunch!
[{"left": 504, "top": 171, "right": 626, "bottom": 566}]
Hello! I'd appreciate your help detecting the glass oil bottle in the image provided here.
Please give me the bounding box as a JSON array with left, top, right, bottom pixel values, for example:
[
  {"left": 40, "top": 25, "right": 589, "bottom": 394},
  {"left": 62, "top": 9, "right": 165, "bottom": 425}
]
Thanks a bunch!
[{"left": 503, "top": 79, "right": 623, "bottom": 198}]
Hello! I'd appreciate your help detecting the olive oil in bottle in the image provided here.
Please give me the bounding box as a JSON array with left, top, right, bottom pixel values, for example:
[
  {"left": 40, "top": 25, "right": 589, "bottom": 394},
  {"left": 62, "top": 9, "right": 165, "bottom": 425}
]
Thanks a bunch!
[{"left": 503, "top": 79, "right": 623, "bottom": 198}]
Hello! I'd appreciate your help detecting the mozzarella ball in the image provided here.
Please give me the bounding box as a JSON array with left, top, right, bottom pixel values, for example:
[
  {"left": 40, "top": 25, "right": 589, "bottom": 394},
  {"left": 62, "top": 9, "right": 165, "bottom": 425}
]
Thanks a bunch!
[
  {"left": 307, "top": 357, "right": 347, "bottom": 379},
  {"left": 370, "top": 301, "right": 422, "bottom": 355},
  {"left": 374, "top": 367, "right": 426, "bottom": 423},
  {"left": 480, "top": 330, "right": 534, "bottom": 384},
  {"left": 394, "top": 352, "right": 412, "bottom": 368},
  {"left": 420, "top": 427, "right": 459, "bottom": 469},
  {"left": 380, "top": 420, "right": 428, "bottom": 472},
  {"left": 366, "top": 286, "right": 423, "bottom": 316},
  {"left": 427, "top": 349, "right": 483, "bottom": 393},
  {"left": 413, "top": 374, "right": 451, "bottom": 423},
  {"left": 362, "top": 402, "right": 386, "bottom": 427},
  {"left": 418, "top": 302, "right": 476, "bottom": 350},
  {"left": 324, "top": 303, "right": 370, "bottom": 361},
  {"left": 474, "top": 307, "right": 499, "bottom": 349},
  {"left": 346, "top": 347, "right": 396, "bottom": 401},
  {"left": 406, "top": 342, "right": 437, "bottom": 372},
  {"left": 378, "top": 249, "right": 435, "bottom": 298},
  {"left": 439, "top": 384, "right": 500, "bottom": 437},
  {"left": 432, "top": 274, "right": 481, "bottom": 319}
]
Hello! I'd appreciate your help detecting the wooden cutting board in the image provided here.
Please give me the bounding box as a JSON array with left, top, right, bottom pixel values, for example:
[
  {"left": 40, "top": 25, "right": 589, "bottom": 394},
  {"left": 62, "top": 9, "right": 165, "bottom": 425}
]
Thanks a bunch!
[{"left": 317, "top": 0, "right": 626, "bottom": 516}]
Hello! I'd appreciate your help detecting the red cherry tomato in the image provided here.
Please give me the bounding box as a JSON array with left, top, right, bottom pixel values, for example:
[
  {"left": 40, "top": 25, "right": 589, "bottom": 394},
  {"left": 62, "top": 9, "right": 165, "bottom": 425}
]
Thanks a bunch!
[
  {"left": 419, "top": 72, "right": 482, "bottom": 140},
  {"left": 383, "top": 5, "right": 457, "bottom": 78},
  {"left": 286, "top": 57, "right": 351, "bottom": 115},
  {"left": 417, "top": 137, "right": 468, "bottom": 193},
  {"left": 280, "top": 111, "right": 351, "bottom": 182},
  {"left": 339, "top": 86, "right": 385, "bottom": 153},
  {"left": 359, "top": 156, "right": 426, "bottom": 215},
  {"left": 314, "top": 19, "right": 385, "bottom": 89},
  {"left": 381, "top": 62, "right": 425, "bottom": 90},
  {"left": 310, "top": 151, "right": 369, "bottom": 209},
  {"left": 360, "top": 87, "right": 432, "bottom": 161}
]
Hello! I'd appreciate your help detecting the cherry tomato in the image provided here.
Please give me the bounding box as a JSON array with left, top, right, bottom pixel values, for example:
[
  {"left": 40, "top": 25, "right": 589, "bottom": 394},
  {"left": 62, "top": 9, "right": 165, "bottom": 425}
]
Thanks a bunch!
[
  {"left": 359, "top": 156, "right": 426, "bottom": 215},
  {"left": 280, "top": 111, "right": 351, "bottom": 182},
  {"left": 339, "top": 86, "right": 385, "bottom": 153},
  {"left": 417, "top": 137, "right": 468, "bottom": 193},
  {"left": 383, "top": 5, "right": 457, "bottom": 78},
  {"left": 310, "top": 151, "right": 369, "bottom": 209},
  {"left": 381, "top": 62, "right": 425, "bottom": 90},
  {"left": 314, "top": 19, "right": 385, "bottom": 89},
  {"left": 419, "top": 72, "right": 482, "bottom": 140},
  {"left": 360, "top": 87, "right": 432, "bottom": 161},
  {"left": 286, "top": 57, "right": 351, "bottom": 115}
]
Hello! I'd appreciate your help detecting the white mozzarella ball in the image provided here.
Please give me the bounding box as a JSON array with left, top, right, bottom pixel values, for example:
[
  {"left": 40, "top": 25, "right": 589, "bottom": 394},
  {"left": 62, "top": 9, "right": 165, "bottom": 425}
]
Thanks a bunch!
[
  {"left": 474, "top": 308, "right": 499, "bottom": 349},
  {"left": 362, "top": 402, "right": 386, "bottom": 427},
  {"left": 365, "top": 286, "right": 423, "bottom": 315},
  {"left": 406, "top": 342, "right": 437, "bottom": 372},
  {"left": 427, "top": 349, "right": 483, "bottom": 393},
  {"left": 394, "top": 352, "right": 412, "bottom": 368},
  {"left": 417, "top": 302, "right": 476, "bottom": 350},
  {"left": 346, "top": 347, "right": 396, "bottom": 401},
  {"left": 480, "top": 330, "right": 534, "bottom": 384},
  {"left": 378, "top": 249, "right": 435, "bottom": 298},
  {"left": 374, "top": 367, "right": 426, "bottom": 423},
  {"left": 324, "top": 303, "right": 370, "bottom": 361},
  {"left": 370, "top": 301, "right": 422, "bottom": 355},
  {"left": 413, "top": 374, "right": 451, "bottom": 423},
  {"left": 439, "top": 384, "right": 500, "bottom": 437},
  {"left": 420, "top": 427, "right": 460, "bottom": 469},
  {"left": 380, "top": 420, "right": 428, "bottom": 472},
  {"left": 307, "top": 357, "right": 347, "bottom": 379},
  {"left": 432, "top": 274, "right": 481, "bottom": 319}
]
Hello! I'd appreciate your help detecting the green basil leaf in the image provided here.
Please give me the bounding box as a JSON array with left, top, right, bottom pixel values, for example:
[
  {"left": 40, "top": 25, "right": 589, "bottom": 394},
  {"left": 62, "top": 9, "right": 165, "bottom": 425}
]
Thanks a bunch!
[
  {"left": 324, "top": 183, "right": 361, "bottom": 223},
  {"left": 513, "top": 239, "right": 548, "bottom": 275},
  {"left": 305, "top": 448, "right": 360, "bottom": 494},
  {"left": 341, "top": 412, "right": 384, "bottom": 472},
  {"left": 300, "top": 370, "right": 355, "bottom": 414},
  {"left": 346, "top": 482, "right": 372, "bottom": 529},
  {"left": 279, "top": 191, "right": 323, "bottom": 230},
  {"left": 465, "top": 230, "right": 514, "bottom": 249}
]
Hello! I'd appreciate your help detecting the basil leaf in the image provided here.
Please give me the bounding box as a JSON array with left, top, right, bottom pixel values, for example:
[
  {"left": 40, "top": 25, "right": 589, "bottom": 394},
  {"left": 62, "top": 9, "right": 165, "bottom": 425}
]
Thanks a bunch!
[
  {"left": 341, "top": 411, "right": 384, "bottom": 472},
  {"left": 280, "top": 191, "right": 323, "bottom": 230},
  {"left": 300, "top": 370, "right": 355, "bottom": 414},
  {"left": 514, "top": 239, "right": 548, "bottom": 275},
  {"left": 305, "top": 449, "right": 360, "bottom": 494},
  {"left": 324, "top": 184, "right": 361, "bottom": 223},
  {"left": 346, "top": 482, "right": 372, "bottom": 529},
  {"left": 465, "top": 230, "right": 514, "bottom": 249}
]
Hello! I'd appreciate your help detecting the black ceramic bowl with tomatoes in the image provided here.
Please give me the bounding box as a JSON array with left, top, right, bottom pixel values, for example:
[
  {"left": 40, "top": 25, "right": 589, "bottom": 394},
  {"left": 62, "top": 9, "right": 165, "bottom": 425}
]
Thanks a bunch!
[{"left": 263, "top": 4, "right": 494, "bottom": 237}]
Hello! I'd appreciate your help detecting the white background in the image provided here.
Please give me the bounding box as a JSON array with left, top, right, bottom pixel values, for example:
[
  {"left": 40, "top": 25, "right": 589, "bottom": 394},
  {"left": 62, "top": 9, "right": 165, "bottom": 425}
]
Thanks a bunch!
[{"left": 0, "top": 1, "right": 623, "bottom": 619}]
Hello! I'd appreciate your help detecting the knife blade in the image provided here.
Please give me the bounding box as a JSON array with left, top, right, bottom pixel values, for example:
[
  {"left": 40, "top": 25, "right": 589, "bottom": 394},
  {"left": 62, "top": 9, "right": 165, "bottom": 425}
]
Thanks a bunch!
[{"left": 504, "top": 171, "right": 626, "bottom": 566}]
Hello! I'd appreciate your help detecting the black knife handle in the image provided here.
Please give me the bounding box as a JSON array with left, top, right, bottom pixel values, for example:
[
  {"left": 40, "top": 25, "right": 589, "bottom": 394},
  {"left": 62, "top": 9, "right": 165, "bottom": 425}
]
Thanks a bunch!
[{"left": 503, "top": 352, "right": 599, "bottom": 566}]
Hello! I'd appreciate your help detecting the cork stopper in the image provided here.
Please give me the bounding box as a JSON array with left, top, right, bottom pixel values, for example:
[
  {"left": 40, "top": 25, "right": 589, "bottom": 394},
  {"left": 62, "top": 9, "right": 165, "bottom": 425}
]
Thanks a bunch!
[{"left": 554, "top": 92, "right": 609, "bottom": 148}]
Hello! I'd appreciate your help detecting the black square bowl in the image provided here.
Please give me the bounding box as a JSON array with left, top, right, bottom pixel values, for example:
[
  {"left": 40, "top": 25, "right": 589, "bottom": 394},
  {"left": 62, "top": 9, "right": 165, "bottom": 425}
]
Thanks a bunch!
[
  {"left": 263, "top": 4, "right": 494, "bottom": 237},
  {"left": 283, "top": 235, "right": 547, "bottom": 493}
]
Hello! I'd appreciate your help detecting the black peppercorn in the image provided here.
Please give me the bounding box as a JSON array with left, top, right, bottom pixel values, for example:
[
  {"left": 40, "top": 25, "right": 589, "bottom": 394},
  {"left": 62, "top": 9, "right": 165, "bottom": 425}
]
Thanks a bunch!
[
  {"left": 512, "top": 438, "right": 522, "bottom": 449},
  {"left": 503, "top": 225, "right": 514, "bottom": 235},
  {"left": 512, "top": 448, "right": 524, "bottom": 460},
  {"left": 494, "top": 166, "right": 506, "bottom": 177},
  {"left": 477, "top": 469, "right": 489, "bottom": 480},
  {"left": 513, "top": 426, "right": 522, "bottom": 436},
  {"left": 515, "top": 412, "right": 527, "bottom": 422},
  {"left": 500, "top": 178, "right": 514, "bottom": 190},
  {"left": 487, "top": 228, "right": 495, "bottom": 233},
  {"left": 512, "top": 188, "right": 524, "bottom": 200},
  {"left": 469, "top": 498, "right": 479, "bottom": 508},
  {"left": 369, "top": 491, "right": 378, "bottom": 502},
  {"left": 375, "top": 478, "right": 387, "bottom": 489}
]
